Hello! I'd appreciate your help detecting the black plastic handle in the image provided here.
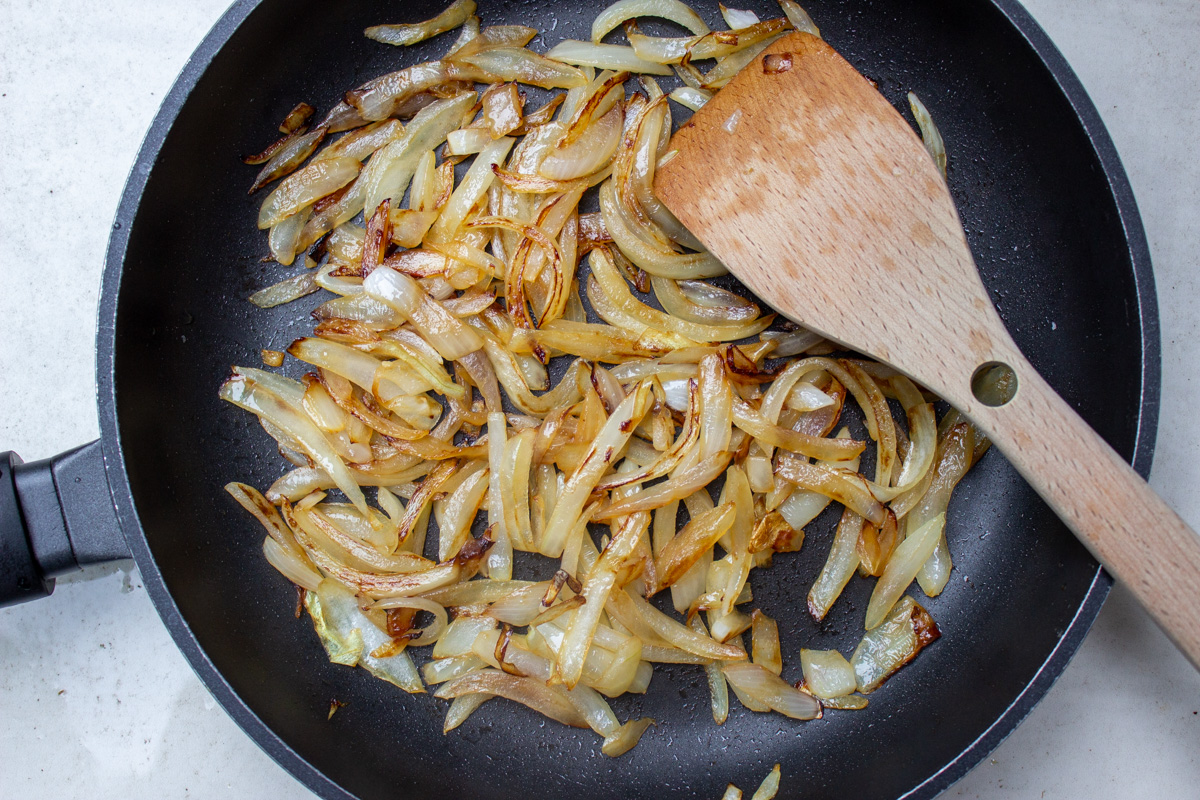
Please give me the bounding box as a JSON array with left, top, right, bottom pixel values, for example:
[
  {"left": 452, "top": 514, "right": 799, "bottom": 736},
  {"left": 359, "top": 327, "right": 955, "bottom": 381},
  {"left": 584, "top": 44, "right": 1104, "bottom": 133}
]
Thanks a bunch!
[{"left": 0, "top": 440, "right": 131, "bottom": 607}]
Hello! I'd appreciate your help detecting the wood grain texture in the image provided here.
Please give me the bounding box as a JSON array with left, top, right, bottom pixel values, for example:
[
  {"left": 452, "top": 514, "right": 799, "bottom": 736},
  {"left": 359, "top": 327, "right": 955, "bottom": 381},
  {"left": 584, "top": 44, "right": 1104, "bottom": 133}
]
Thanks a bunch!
[{"left": 656, "top": 32, "right": 1200, "bottom": 668}]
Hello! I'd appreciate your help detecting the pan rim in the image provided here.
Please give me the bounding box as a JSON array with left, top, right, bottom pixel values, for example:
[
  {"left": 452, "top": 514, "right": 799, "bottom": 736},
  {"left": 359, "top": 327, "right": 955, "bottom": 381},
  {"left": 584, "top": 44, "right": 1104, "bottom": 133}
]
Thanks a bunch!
[{"left": 94, "top": 1, "right": 1160, "bottom": 799}]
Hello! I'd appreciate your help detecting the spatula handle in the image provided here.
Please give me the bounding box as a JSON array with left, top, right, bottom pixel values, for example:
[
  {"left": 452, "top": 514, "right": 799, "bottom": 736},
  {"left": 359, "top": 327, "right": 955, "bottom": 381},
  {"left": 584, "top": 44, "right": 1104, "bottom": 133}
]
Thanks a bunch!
[{"left": 969, "top": 355, "right": 1200, "bottom": 668}]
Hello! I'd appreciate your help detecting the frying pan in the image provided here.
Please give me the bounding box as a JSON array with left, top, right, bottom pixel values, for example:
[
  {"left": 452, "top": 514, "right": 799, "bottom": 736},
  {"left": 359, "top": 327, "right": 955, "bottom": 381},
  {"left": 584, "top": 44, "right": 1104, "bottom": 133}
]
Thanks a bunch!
[{"left": 0, "top": 0, "right": 1162, "bottom": 798}]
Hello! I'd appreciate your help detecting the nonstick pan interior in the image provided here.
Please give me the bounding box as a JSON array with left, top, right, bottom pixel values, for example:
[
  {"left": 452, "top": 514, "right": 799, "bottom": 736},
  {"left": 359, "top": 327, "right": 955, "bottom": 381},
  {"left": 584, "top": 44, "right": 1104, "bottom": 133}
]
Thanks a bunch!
[{"left": 100, "top": 1, "right": 1156, "bottom": 798}]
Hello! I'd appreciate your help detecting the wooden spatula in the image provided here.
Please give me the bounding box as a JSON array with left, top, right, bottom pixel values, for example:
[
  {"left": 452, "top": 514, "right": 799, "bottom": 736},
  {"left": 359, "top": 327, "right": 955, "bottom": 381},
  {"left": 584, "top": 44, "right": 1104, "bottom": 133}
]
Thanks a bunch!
[{"left": 656, "top": 31, "right": 1200, "bottom": 667}]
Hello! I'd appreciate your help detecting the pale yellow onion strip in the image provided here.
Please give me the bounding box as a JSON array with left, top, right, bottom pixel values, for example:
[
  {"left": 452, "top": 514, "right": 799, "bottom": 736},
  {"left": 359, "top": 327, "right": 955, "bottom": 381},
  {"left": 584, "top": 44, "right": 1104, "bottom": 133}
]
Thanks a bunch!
[
  {"left": 540, "top": 383, "right": 652, "bottom": 557},
  {"left": 313, "top": 119, "right": 405, "bottom": 164},
  {"left": 698, "top": 353, "right": 732, "bottom": 460},
  {"left": 437, "top": 464, "right": 490, "bottom": 561},
  {"left": 668, "top": 86, "right": 712, "bottom": 111},
  {"left": 521, "top": 186, "right": 585, "bottom": 287},
  {"left": 607, "top": 588, "right": 746, "bottom": 662},
  {"left": 670, "top": 499, "right": 712, "bottom": 613},
  {"left": 444, "top": 695, "right": 489, "bottom": 734},
  {"left": 485, "top": 412, "right": 513, "bottom": 580},
  {"left": 559, "top": 501, "right": 601, "bottom": 579},
  {"left": 310, "top": 579, "right": 425, "bottom": 692},
  {"left": 361, "top": 93, "right": 476, "bottom": 218},
  {"left": 540, "top": 103, "right": 625, "bottom": 181},
  {"left": 594, "top": 452, "right": 732, "bottom": 521},
  {"left": 601, "top": 717, "right": 655, "bottom": 757},
  {"left": 486, "top": 581, "right": 553, "bottom": 626},
  {"left": 435, "top": 669, "right": 589, "bottom": 728},
  {"left": 721, "top": 663, "right": 821, "bottom": 719},
  {"left": 305, "top": 506, "right": 434, "bottom": 574},
  {"left": 589, "top": 248, "right": 770, "bottom": 342},
  {"left": 557, "top": 69, "right": 629, "bottom": 149},
  {"left": 421, "top": 578, "right": 538, "bottom": 607},
  {"left": 363, "top": 267, "right": 484, "bottom": 361},
  {"left": 454, "top": 48, "right": 588, "bottom": 89},
  {"left": 757, "top": 357, "right": 832, "bottom": 457},
  {"left": 780, "top": 0, "right": 821, "bottom": 36},
  {"left": 251, "top": 128, "right": 328, "bottom": 193},
  {"left": 720, "top": 5, "right": 761, "bottom": 29},
  {"left": 258, "top": 157, "right": 361, "bottom": 229},
  {"left": 346, "top": 60, "right": 483, "bottom": 122},
  {"left": 799, "top": 648, "right": 856, "bottom": 699},
  {"left": 776, "top": 455, "right": 885, "bottom": 527},
  {"left": 427, "top": 136, "right": 515, "bottom": 245},
  {"left": 367, "top": 597, "right": 449, "bottom": 647},
  {"left": 586, "top": 277, "right": 704, "bottom": 346},
  {"left": 591, "top": 0, "right": 710, "bottom": 43},
  {"left": 365, "top": 0, "right": 477, "bottom": 47},
  {"left": 908, "top": 92, "right": 947, "bottom": 177},
  {"left": 807, "top": 506, "right": 864, "bottom": 622},
  {"left": 492, "top": 166, "right": 588, "bottom": 195},
  {"left": 429, "top": 654, "right": 486, "bottom": 689},
  {"left": 483, "top": 339, "right": 585, "bottom": 415},
  {"left": 554, "top": 512, "right": 650, "bottom": 687},
  {"left": 688, "top": 616, "right": 730, "bottom": 725},
  {"left": 434, "top": 616, "right": 497, "bottom": 659},
  {"left": 510, "top": 321, "right": 692, "bottom": 363},
  {"left": 865, "top": 514, "right": 946, "bottom": 630},
  {"left": 500, "top": 428, "right": 536, "bottom": 551},
  {"left": 600, "top": 180, "right": 726, "bottom": 278},
  {"left": 750, "top": 764, "right": 783, "bottom": 800},
  {"left": 471, "top": 215, "right": 568, "bottom": 329},
  {"left": 750, "top": 609, "right": 782, "bottom": 676},
  {"left": 220, "top": 376, "right": 371, "bottom": 518},
  {"left": 717, "top": 465, "right": 754, "bottom": 616},
  {"left": 266, "top": 207, "right": 314, "bottom": 267},
  {"left": 262, "top": 536, "right": 323, "bottom": 591},
  {"left": 650, "top": 277, "right": 759, "bottom": 325},
  {"left": 545, "top": 41, "right": 672, "bottom": 76},
  {"left": 293, "top": 512, "right": 487, "bottom": 598},
  {"left": 448, "top": 22, "right": 537, "bottom": 60}
]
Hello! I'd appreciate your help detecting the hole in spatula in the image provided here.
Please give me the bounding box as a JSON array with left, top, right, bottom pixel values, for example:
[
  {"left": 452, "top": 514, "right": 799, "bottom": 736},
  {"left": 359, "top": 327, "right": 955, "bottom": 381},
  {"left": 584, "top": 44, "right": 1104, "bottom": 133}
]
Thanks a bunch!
[{"left": 971, "top": 362, "right": 1018, "bottom": 407}]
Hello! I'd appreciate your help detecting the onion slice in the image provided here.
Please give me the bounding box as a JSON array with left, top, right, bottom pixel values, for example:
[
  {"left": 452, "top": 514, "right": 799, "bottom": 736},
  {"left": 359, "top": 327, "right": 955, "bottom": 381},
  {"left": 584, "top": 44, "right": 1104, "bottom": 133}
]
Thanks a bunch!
[{"left": 365, "top": 0, "right": 477, "bottom": 47}]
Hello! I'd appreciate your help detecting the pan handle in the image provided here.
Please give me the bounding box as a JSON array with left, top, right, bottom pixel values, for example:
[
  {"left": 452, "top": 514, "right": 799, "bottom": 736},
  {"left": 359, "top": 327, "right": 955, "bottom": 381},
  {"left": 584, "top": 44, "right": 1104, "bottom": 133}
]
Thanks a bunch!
[{"left": 0, "top": 440, "right": 131, "bottom": 608}]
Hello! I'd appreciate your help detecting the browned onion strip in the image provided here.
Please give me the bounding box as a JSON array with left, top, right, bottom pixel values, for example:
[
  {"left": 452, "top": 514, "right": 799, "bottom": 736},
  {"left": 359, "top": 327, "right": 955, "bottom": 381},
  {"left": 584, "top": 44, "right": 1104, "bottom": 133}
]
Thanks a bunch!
[
  {"left": 731, "top": 397, "right": 864, "bottom": 462},
  {"left": 435, "top": 669, "right": 588, "bottom": 728},
  {"left": 595, "top": 453, "right": 732, "bottom": 521},
  {"left": 250, "top": 127, "right": 328, "bottom": 193},
  {"left": 540, "top": 383, "right": 652, "bottom": 557},
  {"left": 554, "top": 512, "right": 650, "bottom": 687},
  {"left": 589, "top": 249, "right": 770, "bottom": 342},
  {"left": 608, "top": 588, "right": 746, "bottom": 662},
  {"left": 655, "top": 504, "right": 735, "bottom": 591},
  {"left": 775, "top": 455, "right": 886, "bottom": 527},
  {"left": 838, "top": 359, "right": 897, "bottom": 488},
  {"left": 596, "top": 380, "right": 699, "bottom": 490}
]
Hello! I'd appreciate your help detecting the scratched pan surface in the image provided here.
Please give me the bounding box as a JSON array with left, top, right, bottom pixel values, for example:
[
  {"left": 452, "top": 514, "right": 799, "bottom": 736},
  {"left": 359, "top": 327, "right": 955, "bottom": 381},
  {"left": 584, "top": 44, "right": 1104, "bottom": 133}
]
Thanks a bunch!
[{"left": 98, "top": 0, "right": 1158, "bottom": 798}]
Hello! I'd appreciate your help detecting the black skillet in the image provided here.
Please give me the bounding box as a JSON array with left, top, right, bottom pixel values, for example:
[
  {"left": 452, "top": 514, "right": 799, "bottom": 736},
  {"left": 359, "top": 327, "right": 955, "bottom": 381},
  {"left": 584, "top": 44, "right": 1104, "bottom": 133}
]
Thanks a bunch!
[{"left": 0, "top": 0, "right": 1158, "bottom": 798}]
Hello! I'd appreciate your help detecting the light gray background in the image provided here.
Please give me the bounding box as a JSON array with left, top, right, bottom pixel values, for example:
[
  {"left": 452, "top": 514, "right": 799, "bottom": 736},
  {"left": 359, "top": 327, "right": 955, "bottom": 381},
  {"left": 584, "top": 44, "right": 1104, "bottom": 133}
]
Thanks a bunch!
[{"left": 1, "top": 0, "right": 1198, "bottom": 797}]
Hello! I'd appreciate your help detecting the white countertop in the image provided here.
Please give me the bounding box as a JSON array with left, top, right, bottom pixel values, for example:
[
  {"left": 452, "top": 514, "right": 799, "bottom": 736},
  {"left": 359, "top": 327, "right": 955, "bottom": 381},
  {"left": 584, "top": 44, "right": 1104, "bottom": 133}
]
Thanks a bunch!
[{"left": 1, "top": 1, "right": 1198, "bottom": 797}]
